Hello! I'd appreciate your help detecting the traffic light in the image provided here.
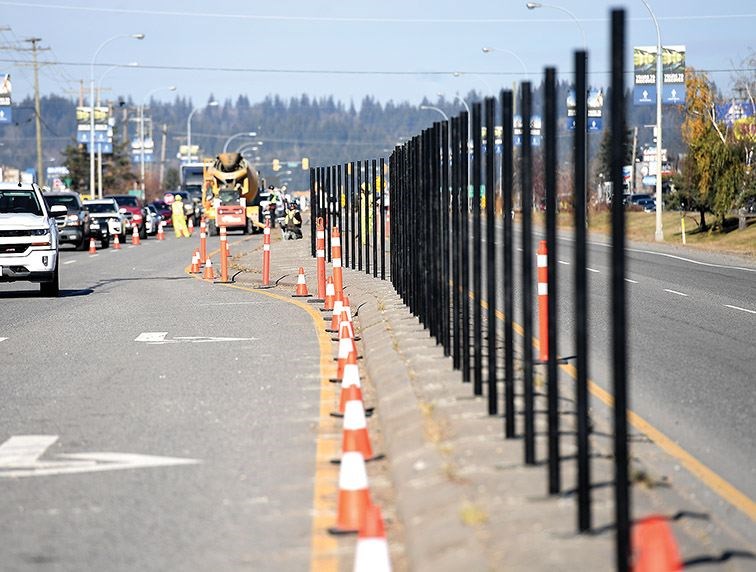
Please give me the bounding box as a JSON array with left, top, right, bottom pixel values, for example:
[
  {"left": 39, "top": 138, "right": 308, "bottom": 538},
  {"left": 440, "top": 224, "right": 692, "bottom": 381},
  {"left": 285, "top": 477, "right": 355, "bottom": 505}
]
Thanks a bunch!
[
  {"left": 301, "top": 157, "right": 309, "bottom": 170},
  {"left": 272, "top": 159, "right": 280, "bottom": 172}
]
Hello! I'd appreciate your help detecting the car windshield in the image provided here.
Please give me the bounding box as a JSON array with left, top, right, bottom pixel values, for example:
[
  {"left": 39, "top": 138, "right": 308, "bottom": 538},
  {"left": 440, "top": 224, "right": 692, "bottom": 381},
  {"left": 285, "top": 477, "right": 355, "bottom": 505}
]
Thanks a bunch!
[
  {"left": 112, "top": 196, "right": 139, "bottom": 208},
  {"left": 219, "top": 189, "right": 240, "bottom": 205},
  {"left": 85, "top": 202, "right": 117, "bottom": 214},
  {"left": 0, "top": 189, "right": 43, "bottom": 215},
  {"left": 44, "top": 195, "right": 80, "bottom": 212}
]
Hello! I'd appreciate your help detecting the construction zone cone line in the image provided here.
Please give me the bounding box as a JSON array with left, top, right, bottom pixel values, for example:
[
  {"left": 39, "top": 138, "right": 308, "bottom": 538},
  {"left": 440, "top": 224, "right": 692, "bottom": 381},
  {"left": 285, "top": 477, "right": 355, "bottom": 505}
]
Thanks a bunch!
[
  {"left": 202, "top": 258, "right": 215, "bottom": 281},
  {"left": 131, "top": 225, "right": 140, "bottom": 246},
  {"left": 537, "top": 240, "right": 548, "bottom": 363},
  {"left": 315, "top": 218, "right": 326, "bottom": 300},
  {"left": 328, "top": 452, "right": 372, "bottom": 535},
  {"left": 113, "top": 233, "right": 121, "bottom": 250},
  {"left": 332, "top": 227, "right": 344, "bottom": 297},
  {"left": 632, "top": 515, "right": 682, "bottom": 572},
  {"left": 292, "top": 267, "right": 311, "bottom": 297},
  {"left": 218, "top": 226, "right": 230, "bottom": 283},
  {"left": 354, "top": 505, "right": 392, "bottom": 572},
  {"left": 88, "top": 237, "right": 96, "bottom": 254},
  {"left": 340, "top": 394, "right": 374, "bottom": 461},
  {"left": 188, "top": 217, "right": 194, "bottom": 236},
  {"left": 199, "top": 219, "right": 207, "bottom": 264}
]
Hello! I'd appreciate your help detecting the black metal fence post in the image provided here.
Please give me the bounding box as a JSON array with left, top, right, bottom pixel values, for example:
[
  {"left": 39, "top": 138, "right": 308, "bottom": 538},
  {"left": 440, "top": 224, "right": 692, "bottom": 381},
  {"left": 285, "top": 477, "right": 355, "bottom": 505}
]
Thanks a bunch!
[
  {"left": 364, "top": 159, "right": 371, "bottom": 275},
  {"left": 485, "top": 97, "right": 498, "bottom": 415},
  {"left": 574, "top": 49, "right": 592, "bottom": 533},
  {"left": 441, "top": 121, "right": 451, "bottom": 357},
  {"left": 310, "top": 167, "right": 316, "bottom": 257},
  {"left": 357, "top": 161, "right": 363, "bottom": 272},
  {"left": 501, "top": 90, "right": 516, "bottom": 439},
  {"left": 472, "top": 103, "right": 483, "bottom": 396},
  {"left": 451, "top": 117, "right": 462, "bottom": 370},
  {"left": 372, "top": 159, "right": 378, "bottom": 278},
  {"left": 610, "top": 9, "right": 630, "bottom": 572},
  {"left": 521, "top": 81, "right": 536, "bottom": 466},
  {"left": 343, "top": 163, "right": 350, "bottom": 268},
  {"left": 460, "top": 111, "right": 471, "bottom": 383},
  {"left": 325, "top": 166, "right": 332, "bottom": 262},
  {"left": 544, "top": 67, "right": 560, "bottom": 495},
  {"left": 380, "top": 157, "right": 386, "bottom": 280}
]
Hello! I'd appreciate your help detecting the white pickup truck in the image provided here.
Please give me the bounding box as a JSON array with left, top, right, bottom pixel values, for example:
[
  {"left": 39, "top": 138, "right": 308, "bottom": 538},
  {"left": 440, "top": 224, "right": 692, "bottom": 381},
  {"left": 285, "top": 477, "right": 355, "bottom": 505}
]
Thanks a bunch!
[{"left": 0, "top": 182, "right": 63, "bottom": 296}]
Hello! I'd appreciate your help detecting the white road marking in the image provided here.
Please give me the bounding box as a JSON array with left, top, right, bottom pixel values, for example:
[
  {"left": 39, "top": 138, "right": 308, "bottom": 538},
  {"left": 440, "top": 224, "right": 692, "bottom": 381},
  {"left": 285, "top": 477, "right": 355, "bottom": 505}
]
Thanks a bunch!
[
  {"left": 664, "top": 289, "right": 689, "bottom": 297},
  {"left": 0, "top": 337, "right": 7, "bottom": 342},
  {"left": 724, "top": 304, "right": 756, "bottom": 315},
  {"left": 63, "top": 260, "right": 76, "bottom": 265},
  {"left": 516, "top": 247, "right": 524, "bottom": 252},
  {"left": 0, "top": 435, "right": 198, "bottom": 478},
  {"left": 625, "top": 278, "right": 639, "bottom": 284},
  {"left": 198, "top": 301, "right": 262, "bottom": 306},
  {"left": 134, "top": 332, "right": 168, "bottom": 343},
  {"left": 128, "top": 245, "right": 136, "bottom": 249},
  {"left": 90, "top": 254, "right": 99, "bottom": 257},
  {"left": 587, "top": 267, "right": 600, "bottom": 273},
  {"left": 558, "top": 260, "right": 570, "bottom": 265}
]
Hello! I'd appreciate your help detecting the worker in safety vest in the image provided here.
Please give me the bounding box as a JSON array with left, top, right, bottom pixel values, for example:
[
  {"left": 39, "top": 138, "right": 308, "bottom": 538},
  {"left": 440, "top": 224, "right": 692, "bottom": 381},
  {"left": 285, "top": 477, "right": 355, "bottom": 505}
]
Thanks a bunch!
[
  {"left": 171, "top": 195, "right": 190, "bottom": 238},
  {"left": 282, "top": 201, "right": 303, "bottom": 240}
]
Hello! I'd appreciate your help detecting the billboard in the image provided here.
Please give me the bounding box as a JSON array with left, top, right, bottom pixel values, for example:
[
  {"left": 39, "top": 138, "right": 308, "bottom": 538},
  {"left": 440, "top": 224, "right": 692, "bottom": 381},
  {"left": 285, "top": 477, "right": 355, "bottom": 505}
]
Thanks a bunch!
[
  {"left": 513, "top": 115, "right": 542, "bottom": 147},
  {"left": 633, "top": 45, "right": 686, "bottom": 105},
  {"left": 567, "top": 88, "right": 604, "bottom": 131},
  {"left": 0, "top": 73, "right": 11, "bottom": 123},
  {"left": 715, "top": 102, "right": 756, "bottom": 141}
]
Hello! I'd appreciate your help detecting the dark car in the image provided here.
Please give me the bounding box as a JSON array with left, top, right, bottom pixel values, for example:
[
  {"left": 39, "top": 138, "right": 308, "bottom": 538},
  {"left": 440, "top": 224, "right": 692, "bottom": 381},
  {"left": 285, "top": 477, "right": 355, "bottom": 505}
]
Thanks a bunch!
[
  {"left": 151, "top": 200, "right": 173, "bottom": 226},
  {"left": 107, "top": 194, "right": 148, "bottom": 239},
  {"left": 43, "top": 191, "right": 91, "bottom": 250}
]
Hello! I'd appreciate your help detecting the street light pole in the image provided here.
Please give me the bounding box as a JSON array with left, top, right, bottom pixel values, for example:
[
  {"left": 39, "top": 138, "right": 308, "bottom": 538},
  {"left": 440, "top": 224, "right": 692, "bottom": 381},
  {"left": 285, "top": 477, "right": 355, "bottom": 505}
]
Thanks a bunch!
[
  {"left": 140, "top": 86, "right": 176, "bottom": 195},
  {"left": 526, "top": 3, "right": 587, "bottom": 51},
  {"left": 641, "top": 0, "right": 664, "bottom": 241},
  {"left": 185, "top": 100, "right": 219, "bottom": 163},
  {"left": 89, "top": 33, "right": 144, "bottom": 198},
  {"left": 482, "top": 46, "right": 529, "bottom": 114},
  {"left": 419, "top": 105, "right": 450, "bottom": 122},
  {"left": 222, "top": 131, "right": 257, "bottom": 153}
]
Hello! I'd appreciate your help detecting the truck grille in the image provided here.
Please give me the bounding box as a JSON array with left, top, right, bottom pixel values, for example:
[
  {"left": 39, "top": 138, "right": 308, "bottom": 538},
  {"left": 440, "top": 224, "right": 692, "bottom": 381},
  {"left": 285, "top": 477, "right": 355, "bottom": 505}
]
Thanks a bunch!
[
  {"left": 0, "top": 244, "right": 29, "bottom": 255},
  {"left": 0, "top": 229, "right": 32, "bottom": 237}
]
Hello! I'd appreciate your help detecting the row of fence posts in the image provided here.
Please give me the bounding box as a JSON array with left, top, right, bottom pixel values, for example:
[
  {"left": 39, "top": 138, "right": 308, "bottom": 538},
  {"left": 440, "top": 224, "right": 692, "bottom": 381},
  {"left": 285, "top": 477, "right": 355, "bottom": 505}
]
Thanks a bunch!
[
  {"left": 309, "top": 160, "right": 387, "bottom": 281},
  {"left": 310, "top": 10, "right": 630, "bottom": 570}
]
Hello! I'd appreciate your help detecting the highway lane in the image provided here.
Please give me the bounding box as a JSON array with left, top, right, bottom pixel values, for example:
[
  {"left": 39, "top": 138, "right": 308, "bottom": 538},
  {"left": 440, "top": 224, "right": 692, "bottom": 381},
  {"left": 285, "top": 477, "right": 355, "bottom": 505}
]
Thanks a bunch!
[
  {"left": 470, "top": 221, "right": 756, "bottom": 539},
  {"left": 0, "top": 233, "right": 324, "bottom": 570}
]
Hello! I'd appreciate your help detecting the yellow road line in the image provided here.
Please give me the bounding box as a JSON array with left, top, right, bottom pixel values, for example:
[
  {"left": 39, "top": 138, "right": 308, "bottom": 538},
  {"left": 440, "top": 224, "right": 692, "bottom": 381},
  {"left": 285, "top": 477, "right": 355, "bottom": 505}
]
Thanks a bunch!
[
  {"left": 184, "top": 241, "right": 341, "bottom": 570},
  {"left": 473, "top": 293, "right": 756, "bottom": 521}
]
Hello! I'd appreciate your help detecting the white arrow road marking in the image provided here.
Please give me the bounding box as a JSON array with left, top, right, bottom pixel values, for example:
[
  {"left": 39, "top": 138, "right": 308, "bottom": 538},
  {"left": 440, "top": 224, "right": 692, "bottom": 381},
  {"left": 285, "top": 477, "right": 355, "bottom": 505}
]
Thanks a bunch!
[
  {"left": 134, "top": 332, "right": 168, "bottom": 342},
  {"left": 135, "top": 332, "right": 257, "bottom": 344},
  {"left": 0, "top": 435, "right": 199, "bottom": 478},
  {"left": 664, "top": 289, "right": 689, "bottom": 297},
  {"left": 724, "top": 304, "right": 756, "bottom": 315}
]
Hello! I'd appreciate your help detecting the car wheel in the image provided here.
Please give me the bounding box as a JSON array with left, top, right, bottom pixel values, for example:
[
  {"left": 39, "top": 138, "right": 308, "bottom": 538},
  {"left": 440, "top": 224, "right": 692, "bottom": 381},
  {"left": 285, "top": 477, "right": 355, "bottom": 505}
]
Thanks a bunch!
[
  {"left": 139, "top": 224, "right": 148, "bottom": 240},
  {"left": 101, "top": 237, "right": 110, "bottom": 249},
  {"left": 77, "top": 235, "right": 88, "bottom": 251},
  {"left": 40, "top": 264, "right": 60, "bottom": 297}
]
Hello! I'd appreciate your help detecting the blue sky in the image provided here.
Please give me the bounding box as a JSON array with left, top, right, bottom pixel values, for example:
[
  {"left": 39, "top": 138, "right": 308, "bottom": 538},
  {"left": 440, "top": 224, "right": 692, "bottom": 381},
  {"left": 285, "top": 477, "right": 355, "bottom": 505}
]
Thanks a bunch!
[{"left": 1, "top": 0, "right": 755, "bottom": 108}]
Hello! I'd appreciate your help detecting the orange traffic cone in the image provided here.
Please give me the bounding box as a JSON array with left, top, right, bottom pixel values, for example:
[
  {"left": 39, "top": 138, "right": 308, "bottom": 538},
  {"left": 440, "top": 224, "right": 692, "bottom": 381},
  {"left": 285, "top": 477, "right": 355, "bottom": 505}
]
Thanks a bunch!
[
  {"left": 202, "top": 258, "right": 215, "bottom": 280},
  {"left": 328, "top": 451, "right": 372, "bottom": 535},
  {"left": 292, "top": 267, "right": 311, "bottom": 297},
  {"left": 131, "top": 225, "right": 140, "bottom": 245},
  {"left": 336, "top": 357, "right": 365, "bottom": 414},
  {"left": 88, "top": 237, "right": 97, "bottom": 254},
  {"left": 632, "top": 515, "right": 682, "bottom": 572},
  {"left": 326, "top": 297, "right": 344, "bottom": 331},
  {"left": 190, "top": 250, "right": 200, "bottom": 274},
  {"left": 157, "top": 222, "right": 165, "bottom": 241},
  {"left": 354, "top": 505, "right": 391, "bottom": 572},
  {"left": 333, "top": 336, "right": 358, "bottom": 382},
  {"left": 188, "top": 217, "right": 194, "bottom": 236},
  {"left": 113, "top": 233, "right": 121, "bottom": 250},
  {"left": 322, "top": 276, "right": 335, "bottom": 312},
  {"left": 339, "top": 388, "right": 375, "bottom": 461}
]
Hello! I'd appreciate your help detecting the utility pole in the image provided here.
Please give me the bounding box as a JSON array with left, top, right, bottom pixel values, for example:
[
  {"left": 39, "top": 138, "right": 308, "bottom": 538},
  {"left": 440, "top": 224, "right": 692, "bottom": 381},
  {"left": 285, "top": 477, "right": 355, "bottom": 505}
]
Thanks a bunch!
[
  {"left": 159, "top": 123, "right": 167, "bottom": 188},
  {"left": 20, "top": 38, "right": 50, "bottom": 186},
  {"left": 630, "top": 126, "right": 638, "bottom": 195}
]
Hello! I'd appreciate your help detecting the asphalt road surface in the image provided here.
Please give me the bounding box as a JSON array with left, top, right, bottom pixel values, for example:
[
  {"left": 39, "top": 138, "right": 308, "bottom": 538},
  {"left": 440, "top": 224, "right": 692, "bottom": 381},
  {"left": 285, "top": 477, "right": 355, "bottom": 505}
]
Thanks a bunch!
[
  {"left": 484, "top": 223, "right": 756, "bottom": 543},
  {"left": 0, "top": 232, "right": 322, "bottom": 570}
]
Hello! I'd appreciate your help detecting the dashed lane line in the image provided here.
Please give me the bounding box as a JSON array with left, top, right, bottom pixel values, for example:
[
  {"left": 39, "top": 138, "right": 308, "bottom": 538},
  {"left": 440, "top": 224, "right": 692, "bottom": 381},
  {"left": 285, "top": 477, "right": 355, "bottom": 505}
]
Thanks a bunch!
[
  {"left": 724, "top": 304, "right": 756, "bottom": 315},
  {"left": 63, "top": 260, "right": 76, "bottom": 265},
  {"left": 664, "top": 288, "right": 689, "bottom": 297},
  {"left": 587, "top": 267, "right": 600, "bottom": 273},
  {"left": 0, "top": 337, "right": 7, "bottom": 342},
  {"left": 558, "top": 260, "right": 570, "bottom": 265},
  {"left": 625, "top": 278, "right": 639, "bottom": 284}
]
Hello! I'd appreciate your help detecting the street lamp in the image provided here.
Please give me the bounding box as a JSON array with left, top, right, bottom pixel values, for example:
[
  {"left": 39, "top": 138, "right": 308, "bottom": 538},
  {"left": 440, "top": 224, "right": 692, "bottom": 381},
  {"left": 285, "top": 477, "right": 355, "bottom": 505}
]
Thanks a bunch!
[
  {"left": 96, "top": 62, "right": 138, "bottom": 196},
  {"left": 89, "top": 33, "right": 144, "bottom": 197},
  {"left": 526, "top": 3, "right": 587, "bottom": 51},
  {"left": 185, "top": 100, "right": 219, "bottom": 163},
  {"left": 222, "top": 131, "right": 258, "bottom": 153},
  {"left": 640, "top": 0, "right": 664, "bottom": 241},
  {"left": 140, "top": 85, "right": 176, "bottom": 194},
  {"left": 419, "top": 104, "right": 449, "bottom": 122},
  {"left": 482, "top": 47, "right": 529, "bottom": 76}
]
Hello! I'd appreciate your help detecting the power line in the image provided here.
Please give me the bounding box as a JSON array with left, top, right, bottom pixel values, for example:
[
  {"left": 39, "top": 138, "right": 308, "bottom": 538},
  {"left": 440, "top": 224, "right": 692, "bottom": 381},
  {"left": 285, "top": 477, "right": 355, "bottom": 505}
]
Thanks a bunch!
[
  {"left": 0, "top": 1, "right": 755, "bottom": 23},
  {"left": 0, "top": 57, "right": 753, "bottom": 77}
]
